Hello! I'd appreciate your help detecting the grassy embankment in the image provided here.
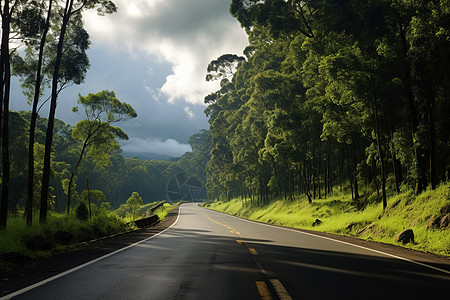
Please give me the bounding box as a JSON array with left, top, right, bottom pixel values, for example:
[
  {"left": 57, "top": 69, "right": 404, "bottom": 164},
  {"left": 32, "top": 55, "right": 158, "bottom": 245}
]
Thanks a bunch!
[
  {"left": 205, "top": 183, "right": 450, "bottom": 256},
  {"left": 0, "top": 201, "right": 175, "bottom": 262}
]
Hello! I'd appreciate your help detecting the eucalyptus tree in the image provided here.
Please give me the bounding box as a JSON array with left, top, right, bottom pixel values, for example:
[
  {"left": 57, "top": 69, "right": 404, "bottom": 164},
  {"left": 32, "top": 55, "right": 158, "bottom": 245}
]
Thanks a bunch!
[
  {"left": 0, "top": 0, "right": 31, "bottom": 228},
  {"left": 0, "top": 0, "right": 14, "bottom": 228},
  {"left": 66, "top": 90, "right": 136, "bottom": 214},
  {"left": 40, "top": 0, "right": 116, "bottom": 223}
]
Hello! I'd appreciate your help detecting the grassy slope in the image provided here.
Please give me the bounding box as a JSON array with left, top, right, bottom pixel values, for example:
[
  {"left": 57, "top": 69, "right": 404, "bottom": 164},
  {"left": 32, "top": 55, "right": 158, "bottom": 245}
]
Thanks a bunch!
[
  {"left": 205, "top": 183, "right": 450, "bottom": 256},
  {"left": 0, "top": 202, "right": 175, "bottom": 260}
]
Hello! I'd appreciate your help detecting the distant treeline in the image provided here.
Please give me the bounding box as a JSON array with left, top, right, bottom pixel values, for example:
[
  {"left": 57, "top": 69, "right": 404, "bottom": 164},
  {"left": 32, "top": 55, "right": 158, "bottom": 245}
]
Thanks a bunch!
[
  {"left": 204, "top": 0, "right": 450, "bottom": 206},
  {"left": 3, "top": 111, "right": 209, "bottom": 212}
]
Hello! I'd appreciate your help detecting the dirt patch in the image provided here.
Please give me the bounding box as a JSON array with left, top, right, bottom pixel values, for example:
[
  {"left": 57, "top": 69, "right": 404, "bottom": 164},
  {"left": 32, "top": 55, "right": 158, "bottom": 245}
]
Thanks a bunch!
[{"left": 0, "top": 207, "right": 179, "bottom": 298}]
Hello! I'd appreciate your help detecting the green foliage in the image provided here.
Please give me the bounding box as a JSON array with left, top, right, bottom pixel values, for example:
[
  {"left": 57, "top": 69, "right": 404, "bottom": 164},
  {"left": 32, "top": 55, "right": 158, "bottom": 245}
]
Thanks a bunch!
[
  {"left": 75, "top": 201, "right": 89, "bottom": 221},
  {"left": 126, "top": 192, "right": 143, "bottom": 221},
  {"left": 207, "top": 183, "right": 450, "bottom": 256},
  {"left": 204, "top": 0, "right": 450, "bottom": 206},
  {"left": 0, "top": 212, "right": 128, "bottom": 259},
  {"left": 153, "top": 203, "right": 174, "bottom": 221}
]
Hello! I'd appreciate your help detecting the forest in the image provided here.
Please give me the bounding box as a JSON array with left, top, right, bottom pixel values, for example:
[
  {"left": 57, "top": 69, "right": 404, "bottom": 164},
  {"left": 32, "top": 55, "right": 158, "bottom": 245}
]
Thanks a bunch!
[
  {"left": 0, "top": 0, "right": 210, "bottom": 230},
  {"left": 204, "top": 0, "right": 450, "bottom": 206}
]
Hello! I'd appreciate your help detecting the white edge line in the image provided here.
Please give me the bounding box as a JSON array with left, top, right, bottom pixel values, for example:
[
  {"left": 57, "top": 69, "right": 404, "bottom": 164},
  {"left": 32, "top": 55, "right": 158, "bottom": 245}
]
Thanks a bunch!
[
  {"left": 1, "top": 206, "right": 182, "bottom": 300},
  {"left": 200, "top": 206, "right": 450, "bottom": 276}
]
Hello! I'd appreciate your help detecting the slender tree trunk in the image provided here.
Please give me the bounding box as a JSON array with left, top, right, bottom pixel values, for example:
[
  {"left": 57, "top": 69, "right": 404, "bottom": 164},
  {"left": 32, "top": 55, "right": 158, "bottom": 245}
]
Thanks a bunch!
[
  {"left": 389, "top": 115, "right": 401, "bottom": 194},
  {"left": 352, "top": 139, "right": 360, "bottom": 200},
  {"left": 399, "top": 23, "right": 427, "bottom": 193},
  {"left": 67, "top": 141, "right": 88, "bottom": 214},
  {"left": 25, "top": 0, "right": 54, "bottom": 226},
  {"left": 344, "top": 142, "right": 354, "bottom": 199},
  {"left": 303, "top": 160, "right": 312, "bottom": 203},
  {"left": 312, "top": 155, "right": 316, "bottom": 199},
  {"left": 372, "top": 160, "right": 380, "bottom": 196},
  {"left": 317, "top": 149, "right": 321, "bottom": 199},
  {"left": 374, "top": 107, "right": 387, "bottom": 209},
  {"left": 339, "top": 146, "right": 343, "bottom": 193},
  {"left": 428, "top": 94, "right": 437, "bottom": 189},
  {"left": 40, "top": 1, "right": 73, "bottom": 223},
  {"left": 0, "top": 1, "right": 11, "bottom": 229},
  {"left": 82, "top": 169, "right": 91, "bottom": 220}
]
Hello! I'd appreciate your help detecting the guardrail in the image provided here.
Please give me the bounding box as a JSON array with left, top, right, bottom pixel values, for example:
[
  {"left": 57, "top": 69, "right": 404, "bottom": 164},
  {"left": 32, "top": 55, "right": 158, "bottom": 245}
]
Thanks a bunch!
[{"left": 133, "top": 214, "right": 160, "bottom": 229}]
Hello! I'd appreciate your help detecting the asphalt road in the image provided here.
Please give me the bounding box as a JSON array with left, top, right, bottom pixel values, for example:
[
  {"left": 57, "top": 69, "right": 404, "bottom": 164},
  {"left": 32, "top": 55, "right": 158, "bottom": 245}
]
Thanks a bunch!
[{"left": 5, "top": 203, "right": 450, "bottom": 299}]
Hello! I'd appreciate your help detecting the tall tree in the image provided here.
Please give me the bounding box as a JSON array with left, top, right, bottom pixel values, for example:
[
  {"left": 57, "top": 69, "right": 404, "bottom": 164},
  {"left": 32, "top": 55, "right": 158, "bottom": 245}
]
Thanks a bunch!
[
  {"left": 40, "top": 0, "right": 116, "bottom": 223},
  {"left": 67, "top": 90, "right": 136, "bottom": 214},
  {"left": 0, "top": 0, "right": 16, "bottom": 229}
]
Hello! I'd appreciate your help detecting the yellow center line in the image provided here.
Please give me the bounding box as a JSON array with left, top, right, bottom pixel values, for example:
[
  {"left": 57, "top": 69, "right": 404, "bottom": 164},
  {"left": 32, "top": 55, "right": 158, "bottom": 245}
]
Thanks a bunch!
[
  {"left": 201, "top": 212, "right": 242, "bottom": 236},
  {"left": 249, "top": 248, "right": 258, "bottom": 256},
  {"left": 255, "top": 281, "right": 272, "bottom": 300},
  {"left": 269, "top": 279, "right": 293, "bottom": 300}
]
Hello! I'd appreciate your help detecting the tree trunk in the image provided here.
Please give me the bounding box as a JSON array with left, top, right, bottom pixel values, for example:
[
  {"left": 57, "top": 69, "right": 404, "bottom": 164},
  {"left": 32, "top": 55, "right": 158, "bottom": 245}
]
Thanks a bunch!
[
  {"left": 427, "top": 93, "right": 437, "bottom": 189},
  {"left": 303, "top": 160, "right": 312, "bottom": 203},
  {"left": 374, "top": 107, "right": 387, "bottom": 209},
  {"left": 371, "top": 160, "right": 380, "bottom": 196},
  {"left": 312, "top": 155, "right": 316, "bottom": 199},
  {"left": 344, "top": 142, "right": 354, "bottom": 199},
  {"left": 398, "top": 22, "right": 427, "bottom": 193},
  {"left": 352, "top": 139, "right": 359, "bottom": 200},
  {"left": 40, "top": 1, "right": 73, "bottom": 223},
  {"left": 0, "top": 1, "right": 11, "bottom": 229},
  {"left": 389, "top": 115, "right": 401, "bottom": 194},
  {"left": 339, "top": 146, "right": 343, "bottom": 193},
  {"left": 67, "top": 138, "right": 90, "bottom": 214},
  {"left": 82, "top": 169, "right": 91, "bottom": 220},
  {"left": 25, "top": 0, "right": 54, "bottom": 226}
]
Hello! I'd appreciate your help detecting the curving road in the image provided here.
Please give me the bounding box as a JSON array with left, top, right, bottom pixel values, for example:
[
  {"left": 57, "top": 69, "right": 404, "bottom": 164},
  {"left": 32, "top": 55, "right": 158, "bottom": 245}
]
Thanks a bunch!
[{"left": 5, "top": 203, "right": 450, "bottom": 299}]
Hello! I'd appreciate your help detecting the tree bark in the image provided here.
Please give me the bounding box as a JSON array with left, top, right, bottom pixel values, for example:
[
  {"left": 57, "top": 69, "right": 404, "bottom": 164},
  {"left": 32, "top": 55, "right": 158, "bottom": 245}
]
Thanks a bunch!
[
  {"left": 352, "top": 138, "right": 359, "bottom": 200},
  {"left": 374, "top": 107, "right": 387, "bottom": 210},
  {"left": 40, "top": 0, "right": 73, "bottom": 223},
  {"left": 398, "top": 22, "right": 427, "bottom": 193},
  {"left": 0, "top": 0, "right": 11, "bottom": 229},
  {"left": 25, "top": 0, "right": 54, "bottom": 226}
]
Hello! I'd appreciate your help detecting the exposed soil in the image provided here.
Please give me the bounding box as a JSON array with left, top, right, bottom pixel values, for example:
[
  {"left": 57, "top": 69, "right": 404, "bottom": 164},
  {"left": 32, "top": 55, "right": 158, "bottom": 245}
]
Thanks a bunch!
[{"left": 0, "top": 207, "right": 179, "bottom": 298}]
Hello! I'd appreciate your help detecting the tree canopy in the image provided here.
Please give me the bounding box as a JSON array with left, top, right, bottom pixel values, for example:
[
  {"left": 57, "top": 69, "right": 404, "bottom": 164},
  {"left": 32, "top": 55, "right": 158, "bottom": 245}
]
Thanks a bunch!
[{"left": 204, "top": 0, "right": 450, "bottom": 207}]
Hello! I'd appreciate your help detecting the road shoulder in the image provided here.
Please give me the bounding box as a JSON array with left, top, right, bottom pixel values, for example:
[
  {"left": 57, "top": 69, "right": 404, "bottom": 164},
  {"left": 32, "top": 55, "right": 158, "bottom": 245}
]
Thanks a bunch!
[
  {"left": 202, "top": 206, "right": 450, "bottom": 273},
  {"left": 0, "top": 206, "right": 180, "bottom": 297}
]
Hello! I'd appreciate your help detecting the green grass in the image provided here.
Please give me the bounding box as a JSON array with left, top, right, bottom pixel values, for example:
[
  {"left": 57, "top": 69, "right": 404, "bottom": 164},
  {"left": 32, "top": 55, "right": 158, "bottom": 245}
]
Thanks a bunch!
[
  {"left": 0, "top": 200, "right": 178, "bottom": 264},
  {"left": 0, "top": 212, "right": 129, "bottom": 261},
  {"left": 205, "top": 183, "right": 450, "bottom": 256},
  {"left": 153, "top": 203, "right": 174, "bottom": 220}
]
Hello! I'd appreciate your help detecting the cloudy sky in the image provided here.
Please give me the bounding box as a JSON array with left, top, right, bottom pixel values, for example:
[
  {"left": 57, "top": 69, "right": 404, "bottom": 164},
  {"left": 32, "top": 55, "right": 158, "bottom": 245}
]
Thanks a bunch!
[{"left": 11, "top": 0, "right": 248, "bottom": 160}]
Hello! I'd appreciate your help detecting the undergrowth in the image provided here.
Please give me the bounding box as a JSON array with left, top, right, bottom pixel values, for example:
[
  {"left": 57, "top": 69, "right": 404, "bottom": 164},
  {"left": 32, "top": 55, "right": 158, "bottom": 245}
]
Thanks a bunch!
[
  {"left": 205, "top": 183, "right": 450, "bottom": 257},
  {"left": 0, "top": 201, "right": 177, "bottom": 264},
  {"left": 0, "top": 212, "right": 129, "bottom": 261}
]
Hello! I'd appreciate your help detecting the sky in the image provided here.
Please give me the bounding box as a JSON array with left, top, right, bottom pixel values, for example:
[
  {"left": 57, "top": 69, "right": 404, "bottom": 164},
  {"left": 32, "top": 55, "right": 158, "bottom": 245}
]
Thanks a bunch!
[{"left": 10, "top": 0, "right": 248, "bottom": 160}]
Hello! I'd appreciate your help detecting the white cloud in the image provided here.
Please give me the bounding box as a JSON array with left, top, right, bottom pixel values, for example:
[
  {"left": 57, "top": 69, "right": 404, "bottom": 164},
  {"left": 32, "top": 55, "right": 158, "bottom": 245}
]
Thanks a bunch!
[
  {"left": 184, "top": 107, "right": 195, "bottom": 119},
  {"left": 83, "top": 0, "right": 248, "bottom": 105},
  {"left": 121, "top": 137, "right": 191, "bottom": 158}
]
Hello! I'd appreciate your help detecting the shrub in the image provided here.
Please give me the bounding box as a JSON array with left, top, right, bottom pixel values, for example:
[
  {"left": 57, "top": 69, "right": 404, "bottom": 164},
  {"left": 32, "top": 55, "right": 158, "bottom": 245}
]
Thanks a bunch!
[{"left": 76, "top": 201, "right": 89, "bottom": 221}]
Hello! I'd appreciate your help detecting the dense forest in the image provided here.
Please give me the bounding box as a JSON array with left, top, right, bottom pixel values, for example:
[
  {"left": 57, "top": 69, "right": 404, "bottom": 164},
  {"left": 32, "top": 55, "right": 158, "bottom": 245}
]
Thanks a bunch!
[
  {"left": 0, "top": 0, "right": 209, "bottom": 229},
  {"left": 204, "top": 0, "right": 450, "bottom": 206},
  {"left": 2, "top": 110, "right": 208, "bottom": 215},
  {"left": 1, "top": 0, "right": 450, "bottom": 230}
]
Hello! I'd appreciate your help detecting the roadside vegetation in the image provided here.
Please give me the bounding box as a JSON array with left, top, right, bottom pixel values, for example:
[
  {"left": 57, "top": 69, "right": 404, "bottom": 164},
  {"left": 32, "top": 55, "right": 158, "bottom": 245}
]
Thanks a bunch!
[
  {"left": 200, "top": 2, "right": 450, "bottom": 258},
  {"left": 0, "top": 199, "right": 175, "bottom": 263},
  {"left": 205, "top": 183, "right": 450, "bottom": 257}
]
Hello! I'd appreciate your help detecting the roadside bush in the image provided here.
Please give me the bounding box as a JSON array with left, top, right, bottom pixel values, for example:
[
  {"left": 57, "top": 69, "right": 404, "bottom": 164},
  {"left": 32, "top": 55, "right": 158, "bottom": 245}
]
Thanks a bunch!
[
  {"left": 0, "top": 212, "right": 130, "bottom": 260},
  {"left": 76, "top": 201, "right": 89, "bottom": 221}
]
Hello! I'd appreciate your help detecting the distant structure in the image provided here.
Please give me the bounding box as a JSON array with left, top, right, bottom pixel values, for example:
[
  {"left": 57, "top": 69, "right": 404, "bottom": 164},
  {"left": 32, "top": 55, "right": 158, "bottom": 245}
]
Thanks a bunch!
[{"left": 165, "top": 172, "right": 204, "bottom": 204}]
